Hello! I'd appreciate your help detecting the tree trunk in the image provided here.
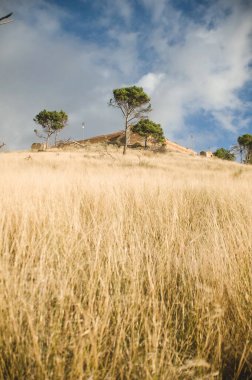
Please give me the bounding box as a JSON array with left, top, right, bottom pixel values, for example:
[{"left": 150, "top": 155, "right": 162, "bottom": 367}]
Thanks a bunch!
[
  {"left": 144, "top": 136, "right": 147, "bottom": 149},
  {"left": 123, "top": 120, "right": 129, "bottom": 155},
  {"left": 45, "top": 136, "right": 49, "bottom": 149},
  {"left": 123, "top": 130, "right": 127, "bottom": 155},
  {"left": 248, "top": 146, "right": 252, "bottom": 163},
  {"left": 54, "top": 131, "right": 58, "bottom": 146},
  {"left": 240, "top": 149, "right": 243, "bottom": 164}
]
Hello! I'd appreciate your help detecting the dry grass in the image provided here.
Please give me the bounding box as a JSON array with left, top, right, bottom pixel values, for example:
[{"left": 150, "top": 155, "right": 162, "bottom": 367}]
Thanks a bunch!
[{"left": 0, "top": 149, "right": 252, "bottom": 379}]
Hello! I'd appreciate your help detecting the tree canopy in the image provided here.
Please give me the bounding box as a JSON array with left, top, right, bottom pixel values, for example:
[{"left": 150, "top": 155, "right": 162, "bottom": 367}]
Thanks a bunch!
[
  {"left": 237, "top": 134, "right": 252, "bottom": 163},
  {"left": 132, "top": 119, "right": 165, "bottom": 148},
  {"left": 34, "top": 110, "right": 68, "bottom": 148},
  {"left": 109, "top": 86, "right": 151, "bottom": 154},
  {"left": 213, "top": 148, "right": 235, "bottom": 161},
  {"left": 112, "top": 86, "right": 150, "bottom": 109}
]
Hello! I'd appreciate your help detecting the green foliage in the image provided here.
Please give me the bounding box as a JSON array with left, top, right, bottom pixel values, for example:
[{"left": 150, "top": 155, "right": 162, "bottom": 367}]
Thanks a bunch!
[
  {"left": 34, "top": 110, "right": 68, "bottom": 132},
  {"left": 34, "top": 110, "right": 68, "bottom": 147},
  {"left": 213, "top": 148, "right": 235, "bottom": 161},
  {"left": 112, "top": 86, "right": 150, "bottom": 109},
  {"left": 109, "top": 86, "right": 151, "bottom": 154},
  {"left": 237, "top": 134, "right": 252, "bottom": 147},
  {"left": 132, "top": 119, "right": 165, "bottom": 148},
  {"left": 237, "top": 134, "right": 252, "bottom": 164}
]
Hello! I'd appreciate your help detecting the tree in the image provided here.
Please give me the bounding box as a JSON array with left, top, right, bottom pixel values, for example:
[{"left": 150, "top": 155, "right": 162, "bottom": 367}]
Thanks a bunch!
[
  {"left": 237, "top": 134, "right": 252, "bottom": 164},
  {"left": 34, "top": 110, "right": 68, "bottom": 148},
  {"left": 213, "top": 148, "right": 235, "bottom": 161},
  {"left": 131, "top": 119, "right": 165, "bottom": 149},
  {"left": 109, "top": 86, "right": 151, "bottom": 154},
  {"left": 0, "top": 142, "right": 5, "bottom": 149}
]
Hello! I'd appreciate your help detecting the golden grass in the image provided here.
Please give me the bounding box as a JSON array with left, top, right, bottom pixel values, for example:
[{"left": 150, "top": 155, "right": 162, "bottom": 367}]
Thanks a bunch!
[{"left": 0, "top": 149, "right": 252, "bottom": 379}]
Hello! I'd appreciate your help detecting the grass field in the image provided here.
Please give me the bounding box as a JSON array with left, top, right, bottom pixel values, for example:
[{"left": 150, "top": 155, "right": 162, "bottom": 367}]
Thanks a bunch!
[{"left": 0, "top": 149, "right": 252, "bottom": 379}]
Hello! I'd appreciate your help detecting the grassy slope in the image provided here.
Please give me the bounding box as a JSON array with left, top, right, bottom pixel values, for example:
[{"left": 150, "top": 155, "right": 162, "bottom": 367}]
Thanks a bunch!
[{"left": 0, "top": 150, "right": 252, "bottom": 379}]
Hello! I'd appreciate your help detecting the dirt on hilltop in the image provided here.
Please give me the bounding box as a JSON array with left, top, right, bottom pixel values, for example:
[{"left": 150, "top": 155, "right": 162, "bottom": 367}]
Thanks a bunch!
[{"left": 58, "top": 131, "right": 196, "bottom": 155}]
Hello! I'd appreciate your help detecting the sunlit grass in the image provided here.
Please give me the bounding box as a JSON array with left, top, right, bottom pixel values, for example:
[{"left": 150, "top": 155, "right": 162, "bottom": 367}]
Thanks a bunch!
[{"left": 0, "top": 150, "right": 252, "bottom": 379}]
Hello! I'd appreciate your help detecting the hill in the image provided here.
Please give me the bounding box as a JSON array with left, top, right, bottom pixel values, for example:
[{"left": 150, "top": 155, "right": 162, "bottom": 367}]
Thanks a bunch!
[
  {"left": 58, "top": 131, "right": 197, "bottom": 155},
  {"left": 0, "top": 150, "right": 251, "bottom": 379}
]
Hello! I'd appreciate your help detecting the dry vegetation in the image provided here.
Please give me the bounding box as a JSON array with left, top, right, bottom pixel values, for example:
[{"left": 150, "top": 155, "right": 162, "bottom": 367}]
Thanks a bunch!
[{"left": 0, "top": 148, "right": 252, "bottom": 379}]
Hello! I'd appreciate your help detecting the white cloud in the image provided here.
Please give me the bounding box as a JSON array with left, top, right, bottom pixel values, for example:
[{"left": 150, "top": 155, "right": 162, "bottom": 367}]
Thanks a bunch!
[
  {"left": 0, "top": 0, "right": 251, "bottom": 150},
  {"left": 0, "top": 0, "right": 136, "bottom": 149},
  {"left": 137, "top": 0, "right": 252, "bottom": 137},
  {"left": 137, "top": 72, "right": 165, "bottom": 95}
]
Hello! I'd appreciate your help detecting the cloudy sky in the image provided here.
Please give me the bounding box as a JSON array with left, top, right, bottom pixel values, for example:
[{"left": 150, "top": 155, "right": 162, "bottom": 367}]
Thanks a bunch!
[{"left": 0, "top": 0, "right": 251, "bottom": 151}]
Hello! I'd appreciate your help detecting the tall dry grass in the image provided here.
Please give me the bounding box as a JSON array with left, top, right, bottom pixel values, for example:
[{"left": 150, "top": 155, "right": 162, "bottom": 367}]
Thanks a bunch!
[{"left": 0, "top": 150, "right": 252, "bottom": 379}]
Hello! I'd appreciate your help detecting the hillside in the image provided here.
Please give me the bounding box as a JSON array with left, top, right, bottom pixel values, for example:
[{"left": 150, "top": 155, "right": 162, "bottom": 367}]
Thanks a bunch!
[
  {"left": 68, "top": 130, "right": 197, "bottom": 155},
  {"left": 0, "top": 150, "right": 252, "bottom": 379}
]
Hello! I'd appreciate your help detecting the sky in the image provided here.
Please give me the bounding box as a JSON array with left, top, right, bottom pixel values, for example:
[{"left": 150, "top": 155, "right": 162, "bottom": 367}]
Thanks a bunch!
[{"left": 0, "top": 0, "right": 251, "bottom": 151}]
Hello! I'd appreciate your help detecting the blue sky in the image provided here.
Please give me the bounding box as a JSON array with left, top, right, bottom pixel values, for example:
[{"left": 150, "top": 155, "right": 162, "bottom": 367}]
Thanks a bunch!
[{"left": 0, "top": 0, "right": 251, "bottom": 151}]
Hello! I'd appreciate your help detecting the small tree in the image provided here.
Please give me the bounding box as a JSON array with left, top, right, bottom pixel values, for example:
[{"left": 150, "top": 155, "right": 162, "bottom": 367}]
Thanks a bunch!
[
  {"left": 0, "top": 142, "right": 5, "bottom": 149},
  {"left": 213, "top": 148, "right": 235, "bottom": 161},
  {"left": 237, "top": 134, "right": 252, "bottom": 164},
  {"left": 34, "top": 109, "right": 68, "bottom": 148},
  {"left": 109, "top": 86, "right": 151, "bottom": 154},
  {"left": 132, "top": 119, "right": 165, "bottom": 149}
]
